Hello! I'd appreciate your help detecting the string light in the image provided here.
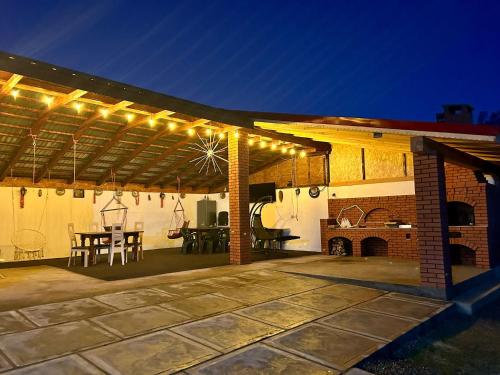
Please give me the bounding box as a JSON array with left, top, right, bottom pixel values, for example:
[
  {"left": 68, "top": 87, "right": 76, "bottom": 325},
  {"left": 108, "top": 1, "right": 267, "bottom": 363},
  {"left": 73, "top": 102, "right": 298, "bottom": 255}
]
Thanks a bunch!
[
  {"left": 100, "top": 108, "right": 109, "bottom": 118},
  {"left": 218, "top": 132, "right": 225, "bottom": 139},
  {"left": 259, "top": 140, "right": 267, "bottom": 149},
  {"left": 148, "top": 117, "right": 155, "bottom": 127},
  {"left": 281, "top": 145, "right": 288, "bottom": 154},
  {"left": 168, "top": 121, "right": 177, "bottom": 131},
  {"left": 271, "top": 143, "right": 277, "bottom": 150},
  {"left": 248, "top": 138, "right": 255, "bottom": 146},
  {"left": 187, "top": 128, "right": 195, "bottom": 137},
  {"left": 234, "top": 130, "right": 240, "bottom": 139},
  {"left": 299, "top": 150, "right": 307, "bottom": 158},
  {"left": 126, "top": 113, "right": 135, "bottom": 122},
  {"left": 205, "top": 128, "right": 212, "bottom": 136},
  {"left": 43, "top": 95, "right": 54, "bottom": 107},
  {"left": 289, "top": 148, "right": 296, "bottom": 155},
  {"left": 73, "top": 102, "right": 83, "bottom": 113},
  {"left": 10, "top": 89, "right": 19, "bottom": 100}
]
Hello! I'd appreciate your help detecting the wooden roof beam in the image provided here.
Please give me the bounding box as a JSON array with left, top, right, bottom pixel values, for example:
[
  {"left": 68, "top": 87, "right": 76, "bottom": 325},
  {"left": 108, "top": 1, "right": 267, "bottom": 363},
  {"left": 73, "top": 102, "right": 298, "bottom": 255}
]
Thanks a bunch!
[
  {"left": 72, "top": 109, "right": 173, "bottom": 182},
  {"left": 145, "top": 152, "right": 198, "bottom": 188},
  {"left": 0, "top": 74, "right": 23, "bottom": 97},
  {"left": 411, "top": 136, "right": 500, "bottom": 176},
  {"left": 36, "top": 100, "right": 133, "bottom": 182},
  {"left": 0, "top": 88, "right": 86, "bottom": 181},
  {"left": 96, "top": 119, "right": 209, "bottom": 185}
]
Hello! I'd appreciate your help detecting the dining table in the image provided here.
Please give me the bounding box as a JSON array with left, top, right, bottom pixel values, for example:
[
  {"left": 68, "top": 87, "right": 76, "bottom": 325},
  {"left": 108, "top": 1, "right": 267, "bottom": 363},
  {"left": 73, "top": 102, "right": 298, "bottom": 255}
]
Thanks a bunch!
[
  {"left": 75, "top": 230, "right": 143, "bottom": 266},
  {"left": 187, "top": 226, "right": 229, "bottom": 252}
]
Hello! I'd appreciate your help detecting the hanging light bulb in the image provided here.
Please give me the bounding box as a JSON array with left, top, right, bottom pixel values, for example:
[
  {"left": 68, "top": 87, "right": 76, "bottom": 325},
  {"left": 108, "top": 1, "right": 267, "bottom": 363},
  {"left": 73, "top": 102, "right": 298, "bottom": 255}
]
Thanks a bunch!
[
  {"left": 299, "top": 150, "right": 307, "bottom": 158},
  {"left": 100, "top": 108, "right": 109, "bottom": 118},
  {"left": 43, "top": 95, "right": 54, "bottom": 107},
  {"left": 218, "top": 132, "right": 225, "bottom": 139},
  {"left": 259, "top": 140, "right": 267, "bottom": 149},
  {"left": 271, "top": 143, "right": 277, "bottom": 151},
  {"left": 289, "top": 148, "right": 296, "bottom": 155},
  {"left": 73, "top": 102, "right": 83, "bottom": 113},
  {"left": 205, "top": 128, "right": 212, "bottom": 136},
  {"left": 248, "top": 138, "right": 255, "bottom": 146},
  {"left": 10, "top": 89, "right": 19, "bottom": 100},
  {"left": 187, "top": 128, "right": 195, "bottom": 137},
  {"left": 281, "top": 145, "right": 288, "bottom": 154},
  {"left": 234, "top": 130, "right": 240, "bottom": 139},
  {"left": 148, "top": 117, "right": 155, "bottom": 127},
  {"left": 126, "top": 113, "right": 135, "bottom": 122},
  {"left": 168, "top": 121, "right": 177, "bottom": 130}
]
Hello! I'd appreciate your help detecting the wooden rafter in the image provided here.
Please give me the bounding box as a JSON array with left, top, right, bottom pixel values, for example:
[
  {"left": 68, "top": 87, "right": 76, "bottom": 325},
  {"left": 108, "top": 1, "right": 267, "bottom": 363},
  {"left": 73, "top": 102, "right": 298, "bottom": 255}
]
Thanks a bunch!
[
  {"left": 72, "top": 109, "right": 174, "bottom": 182},
  {"left": 0, "top": 74, "right": 23, "bottom": 96},
  {"left": 145, "top": 152, "right": 199, "bottom": 188},
  {"left": 97, "top": 119, "right": 209, "bottom": 185},
  {"left": 120, "top": 138, "right": 192, "bottom": 186},
  {"left": 36, "top": 100, "right": 133, "bottom": 182},
  {"left": 0, "top": 88, "right": 86, "bottom": 181}
]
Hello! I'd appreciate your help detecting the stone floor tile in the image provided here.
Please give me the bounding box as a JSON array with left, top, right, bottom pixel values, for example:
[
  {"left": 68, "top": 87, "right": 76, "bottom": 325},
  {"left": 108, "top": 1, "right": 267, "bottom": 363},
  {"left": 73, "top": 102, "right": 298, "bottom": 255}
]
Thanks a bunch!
[
  {"left": 82, "top": 329, "right": 218, "bottom": 375},
  {"left": 281, "top": 291, "right": 353, "bottom": 313},
  {"left": 259, "top": 276, "right": 333, "bottom": 294},
  {"left": 357, "top": 296, "right": 441, "bottom": 321},
  {"left": 90, "top": 306, "right": 191, "bottom": 338},
  {"left": 187, "top": 343, "right": 337, "bottom": 375},
  {"left": 215, "top": 285, "right": 290, "bottom": 305},
  {"left": 235, "top": 300, "right": 327, "bottom": 329},
  {"left": 0, "top": 311, "right": 34, "bottom": 335},
  {"left": 266, "top": 323, "right": 384, "bottom": 371},
  {"left": 319, "top": 308, "right": 418, "bottom": 341},
  {"left": 387, "top": 292, "right": 449, "bottom": 306},
  {"left": 171, "top": 313, "right": 282, "bottom": 352},
  {"left": 153, "top": 281, "right": 221, "bottom": 298},
  {"left": 235, "top": 270, "right": 288, "bottom": 283},
  {"left": 314, "top": 284, "right": 385, "bottom": 302},
  {"left": 161, "top": 294, "right": 243, "bottom": 318},
  {"left": 202, "top": 276, "right": 252, "bottom": 288},
  {"left": 19, "top": 298, "right": 116, "bottom": 326},
  {"left": 0, "top": 321, "right": 116, "bottom": 367},
  {"left": 93, "top": 288, "right": 176, "bottom": 310},
  {"left": 2, "top": 354, "right": 104, "bottom": 374}
]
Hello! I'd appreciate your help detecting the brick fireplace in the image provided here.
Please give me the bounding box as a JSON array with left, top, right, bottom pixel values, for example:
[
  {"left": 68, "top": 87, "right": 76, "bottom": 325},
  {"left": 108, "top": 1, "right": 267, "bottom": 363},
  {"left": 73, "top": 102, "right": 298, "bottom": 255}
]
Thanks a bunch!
[{"left": 320, "top": 163, "right": 498, "bottom": 270}]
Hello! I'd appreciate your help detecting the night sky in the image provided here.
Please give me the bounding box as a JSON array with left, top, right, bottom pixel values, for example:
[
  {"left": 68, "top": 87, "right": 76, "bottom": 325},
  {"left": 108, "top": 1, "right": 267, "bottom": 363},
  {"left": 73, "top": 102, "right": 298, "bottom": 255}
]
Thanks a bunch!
[{"left": 1, "top": 0, "right": 500, "bottom": 122}]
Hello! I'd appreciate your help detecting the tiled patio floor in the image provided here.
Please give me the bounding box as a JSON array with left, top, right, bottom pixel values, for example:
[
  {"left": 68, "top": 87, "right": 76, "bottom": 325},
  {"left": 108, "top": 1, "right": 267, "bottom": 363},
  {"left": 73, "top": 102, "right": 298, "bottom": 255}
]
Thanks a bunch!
[{"left": 0, "top": 265, "right": 452, "bottom": 374}]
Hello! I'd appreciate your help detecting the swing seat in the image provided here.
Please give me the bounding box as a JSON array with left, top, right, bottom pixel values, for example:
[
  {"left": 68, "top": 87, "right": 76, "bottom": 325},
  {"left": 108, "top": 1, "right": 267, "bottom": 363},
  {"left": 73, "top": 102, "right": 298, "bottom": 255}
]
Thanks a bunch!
[{"left": 167, "top": 221, "right": 190, "bottom": 239}]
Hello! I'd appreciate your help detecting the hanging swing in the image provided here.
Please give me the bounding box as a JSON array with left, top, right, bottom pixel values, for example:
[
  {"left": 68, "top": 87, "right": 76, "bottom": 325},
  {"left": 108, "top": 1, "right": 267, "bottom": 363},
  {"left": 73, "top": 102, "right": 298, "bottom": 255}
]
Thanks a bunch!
[
  {"left": 11, "top": 133, "right": 47, "bottom": 260},
  {"left": 167, "top": 176, "right": 189, "bottom": 239},
  {"left": 100, "top": 171, "right": 128, "bottom": 230}
]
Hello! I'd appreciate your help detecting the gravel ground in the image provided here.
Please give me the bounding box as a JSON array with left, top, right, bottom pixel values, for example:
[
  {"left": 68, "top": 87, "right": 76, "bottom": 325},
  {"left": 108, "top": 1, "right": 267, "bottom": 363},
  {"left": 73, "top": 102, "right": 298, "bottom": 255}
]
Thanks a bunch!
[{"left": 359, "top": 299, "right": 500, "bottom": 375}]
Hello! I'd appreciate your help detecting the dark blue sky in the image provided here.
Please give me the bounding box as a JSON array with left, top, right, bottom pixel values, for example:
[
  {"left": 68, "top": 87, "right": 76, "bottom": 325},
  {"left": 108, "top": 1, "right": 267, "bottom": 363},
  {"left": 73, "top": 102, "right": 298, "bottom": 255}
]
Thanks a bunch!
[{"left": 1, "top": 0, "right": 500, "bottom": 122}]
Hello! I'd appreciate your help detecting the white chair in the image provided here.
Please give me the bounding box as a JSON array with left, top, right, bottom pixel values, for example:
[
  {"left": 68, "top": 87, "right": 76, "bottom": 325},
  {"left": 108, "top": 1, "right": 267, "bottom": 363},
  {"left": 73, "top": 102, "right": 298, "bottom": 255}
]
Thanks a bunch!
[
  {"left": 67, "top": 223, "right": 90, "bottom": 267},
  {"left": 108, "top": 223, "right": 126, "bottom": 266}
]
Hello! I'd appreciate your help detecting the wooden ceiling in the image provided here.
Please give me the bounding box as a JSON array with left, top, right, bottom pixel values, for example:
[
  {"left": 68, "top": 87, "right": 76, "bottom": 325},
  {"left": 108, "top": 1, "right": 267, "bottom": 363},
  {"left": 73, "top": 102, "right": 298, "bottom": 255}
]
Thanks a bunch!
[{"left": 0, "top": 65, "right": 328, "bottom": 193}]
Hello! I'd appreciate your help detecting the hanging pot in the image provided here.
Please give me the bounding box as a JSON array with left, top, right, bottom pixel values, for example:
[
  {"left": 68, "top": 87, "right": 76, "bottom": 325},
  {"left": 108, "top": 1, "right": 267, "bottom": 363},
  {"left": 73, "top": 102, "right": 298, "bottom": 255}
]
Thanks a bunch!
[
  {"left": 180, "top": 193, "right": 186, "bottom": 199},
  {"left": 295, "top": 188, "right": 301, "bottom": 196},
  {"left": 309, "top": 186, "right": 320, "bottom": 198},
  {"left": 219, "top": 191, "right": 226, "bottom": 199},
  {"left": 132, "top": 191, "right": 139, "bottom": 205},
  {"left": 278, "top": 190, "right": 284, "bottom": 202},
  {"left": 115, "top": 189, "right": 123, "bottom": 197},
  {"left": 38, "top": 189, "right": 42, "bottom": 197},
  {"left": 55, "top": 188, "right": 65, "bottom": 196},
  {"left": 160, "top": 192, "right": 166, "bottom": 208}
]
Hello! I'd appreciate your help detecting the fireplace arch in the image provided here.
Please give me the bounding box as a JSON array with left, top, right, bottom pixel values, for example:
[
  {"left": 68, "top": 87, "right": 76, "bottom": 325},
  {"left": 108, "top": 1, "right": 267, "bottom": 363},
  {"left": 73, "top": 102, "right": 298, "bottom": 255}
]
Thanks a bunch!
[
  {"left": 361, "top": 237, "right": 388, "bottom": 257},
  {"left": 328, "top": 237, "right": 353, "bottom": 256},
  {"left": 450, "top": 244, "right": 476, "bottom": 266}
]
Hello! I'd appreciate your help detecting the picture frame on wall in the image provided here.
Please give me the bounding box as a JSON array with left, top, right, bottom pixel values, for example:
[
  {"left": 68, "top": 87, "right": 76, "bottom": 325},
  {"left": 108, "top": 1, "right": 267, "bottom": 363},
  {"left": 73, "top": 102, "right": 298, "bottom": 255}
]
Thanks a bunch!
[{"left": 73, "top": 189, "right": 85, "bottom": 198}]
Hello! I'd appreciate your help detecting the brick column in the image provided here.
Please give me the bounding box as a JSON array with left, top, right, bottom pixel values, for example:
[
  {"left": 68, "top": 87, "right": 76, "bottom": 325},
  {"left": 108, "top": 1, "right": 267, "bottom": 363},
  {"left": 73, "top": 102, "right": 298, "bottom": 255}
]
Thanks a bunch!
[
  {"left": 413, "top": 152, "right": 452, "bottom": 291},
  {"left": 228, "top": 129, "right": 252, "bottom": 265}
]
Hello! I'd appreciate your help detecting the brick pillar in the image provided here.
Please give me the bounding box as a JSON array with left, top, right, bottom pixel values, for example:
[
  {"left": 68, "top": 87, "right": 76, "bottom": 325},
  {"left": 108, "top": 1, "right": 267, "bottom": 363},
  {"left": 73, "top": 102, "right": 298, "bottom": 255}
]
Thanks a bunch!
[
  {"left": 353, "top": 240, "right": 362, "bottom": 257},
  {"left": 413, "top": 153, "right": 452, "bottom": 291},
  {"left": 228, "top": 129, "right": 252, "bottom": 265}
]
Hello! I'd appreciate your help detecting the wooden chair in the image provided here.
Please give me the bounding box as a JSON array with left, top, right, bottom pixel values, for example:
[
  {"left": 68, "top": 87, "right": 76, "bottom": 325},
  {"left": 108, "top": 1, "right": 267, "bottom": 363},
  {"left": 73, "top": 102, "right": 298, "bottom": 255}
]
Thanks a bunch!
[
  {"left": 67, "top": 223, "right": 90, "bottom": 267},
  {"left": 180, "top": 228, "right": 197, "bottom": 254},
  {"left": 108, "top": 223, "right": 126, "bottom": 266}
]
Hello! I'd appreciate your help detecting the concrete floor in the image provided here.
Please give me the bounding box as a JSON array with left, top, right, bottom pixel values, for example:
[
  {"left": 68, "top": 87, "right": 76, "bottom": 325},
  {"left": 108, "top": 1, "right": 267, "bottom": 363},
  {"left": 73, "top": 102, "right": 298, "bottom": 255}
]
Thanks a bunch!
[{"left": 0, "top": 255, "right": 453, "bottom": 374}]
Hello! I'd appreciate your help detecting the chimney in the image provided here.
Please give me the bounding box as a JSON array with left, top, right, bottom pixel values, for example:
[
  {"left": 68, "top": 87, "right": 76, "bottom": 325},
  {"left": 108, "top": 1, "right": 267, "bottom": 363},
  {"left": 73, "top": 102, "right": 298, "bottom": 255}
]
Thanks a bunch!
[{"left": 436, "top": 104, "right": 474, "bottom": 124}]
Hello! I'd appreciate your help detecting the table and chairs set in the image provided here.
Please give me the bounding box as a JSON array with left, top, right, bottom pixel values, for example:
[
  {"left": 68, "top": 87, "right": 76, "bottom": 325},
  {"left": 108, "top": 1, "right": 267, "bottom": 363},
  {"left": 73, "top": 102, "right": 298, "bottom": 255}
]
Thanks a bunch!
[{"left": 68, "top": 222, "right": 144, "bottom": 268}]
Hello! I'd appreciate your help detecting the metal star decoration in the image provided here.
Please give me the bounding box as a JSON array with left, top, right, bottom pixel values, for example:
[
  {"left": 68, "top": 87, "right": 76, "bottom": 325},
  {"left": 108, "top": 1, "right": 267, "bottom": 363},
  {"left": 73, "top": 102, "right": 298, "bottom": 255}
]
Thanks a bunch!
[{"left": 188, "top": 131, "right": 228, "bottom": 175}]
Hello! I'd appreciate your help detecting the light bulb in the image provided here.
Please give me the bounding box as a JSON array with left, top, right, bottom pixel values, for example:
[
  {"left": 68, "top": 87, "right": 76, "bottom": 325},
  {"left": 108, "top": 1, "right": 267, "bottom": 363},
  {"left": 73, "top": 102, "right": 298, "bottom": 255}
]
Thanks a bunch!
[
  {"left": 126, "top": 113, "right": 135, "bottom": 122},
  {"left": 168, "top": 121, "right": 177, "bottom": 130},
  {"left": 10, "top": 89, "right": 19, "bottom": 100},
  {"left": 100, "top": 108, "right": 109, "bottom": 118},
  {"left": 187, "top": 128, "right": 195, "bottom": 137}
]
